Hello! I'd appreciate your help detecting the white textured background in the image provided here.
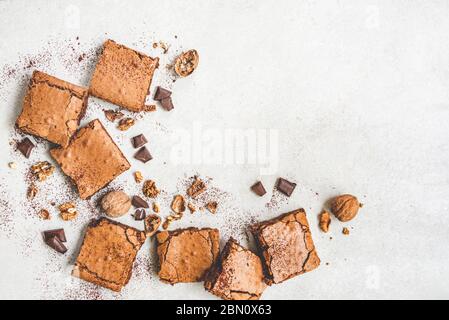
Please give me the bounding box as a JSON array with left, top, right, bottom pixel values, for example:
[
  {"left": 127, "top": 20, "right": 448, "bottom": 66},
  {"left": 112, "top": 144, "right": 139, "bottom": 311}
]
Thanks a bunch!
[{"left": 0, "top": 0, "right": 448, "bottom": 300}]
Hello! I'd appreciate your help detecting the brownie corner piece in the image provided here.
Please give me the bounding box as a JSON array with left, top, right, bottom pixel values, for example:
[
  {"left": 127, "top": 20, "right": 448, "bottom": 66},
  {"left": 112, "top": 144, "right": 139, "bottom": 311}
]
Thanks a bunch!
[
  {"left": 251, "top": 209, "right": 320, "bottom": 284},
  {"left": 89, "top": 39, "right": 159, "bottom": 112},
  {"left": 50, "top": 119, "right": 130, "bottom": 199},
  {"left": 16, "top": 70, "right": 88, "bottom": 147},
  {"left": 72, "top": 217, "right": 146, "bottom": 292},
  {"left": 204, "top": 238, "right": 267, "bottom": 300},
  {"left": 155, "top": 227, "right": 219, "bottom": 284}
]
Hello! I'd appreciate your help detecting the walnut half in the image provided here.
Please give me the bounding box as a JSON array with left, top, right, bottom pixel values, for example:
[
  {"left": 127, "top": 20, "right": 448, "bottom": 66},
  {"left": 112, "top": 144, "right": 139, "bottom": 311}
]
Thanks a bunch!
[{"left": 174, "top": 49, "right": 199, "bottom": 77}]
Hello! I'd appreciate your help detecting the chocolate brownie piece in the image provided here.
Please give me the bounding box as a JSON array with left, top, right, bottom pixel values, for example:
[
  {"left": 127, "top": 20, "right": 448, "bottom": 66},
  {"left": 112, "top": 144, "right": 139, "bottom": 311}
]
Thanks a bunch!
[
  {"left": 89, "top": 40, "right": 159, "bottom": 112},
  {"left": 251, "top": 209, "right": 320, "bottom": 284},
  {"left": 72, "top": 217, "right": 146, "bottom": 292},
  {"left": 155, "top": 227, "right": 220, "bottom": 284},
  {"left": 50, "top": 119, "right": 130, "bottom": 199},
  {"left": 205, "top": 238, "right": 267, "bottom": 300},
  {"left": 16, "top": 70, "right": 88, "bottom": 147}
]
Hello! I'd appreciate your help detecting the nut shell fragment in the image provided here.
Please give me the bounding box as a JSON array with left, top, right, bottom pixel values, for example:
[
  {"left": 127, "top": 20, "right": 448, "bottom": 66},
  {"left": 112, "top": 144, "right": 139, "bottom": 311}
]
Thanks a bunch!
[{"left": 174, "top": 49, "right": 199, "bottom": 77}]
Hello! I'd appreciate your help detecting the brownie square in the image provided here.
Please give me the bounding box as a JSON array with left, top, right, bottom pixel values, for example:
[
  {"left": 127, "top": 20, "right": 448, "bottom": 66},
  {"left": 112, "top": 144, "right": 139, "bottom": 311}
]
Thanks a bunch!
[
  {"left": 16, "top": 70, "right": 88, "bottom": 147},
  {"left": 251, "top": 209, "right": 320, "bottom": 284},
  {"left": 89, "top": 39, "right": 159, "bottom": 112},
  {"left": 155, "top": 228, "right": 220, "bottom": 284},
  {"left": 205, "top": 238, "right": 267, "bottom": 300},
  {"left": 50, "top": 119, "right": 130, "bottom": 199},
  {"left": 72, "top": 218, "right": 146, "bottom": 292}
]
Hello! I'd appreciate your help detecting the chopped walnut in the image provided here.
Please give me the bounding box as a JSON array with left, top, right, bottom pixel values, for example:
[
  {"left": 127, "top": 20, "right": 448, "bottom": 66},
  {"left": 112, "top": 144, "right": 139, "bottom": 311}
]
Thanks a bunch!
[
  {"left": 31, "top": 161, "right": 55, "bottom": 181},
  {"left": 144, "top": 214, "right": 161, "bottom": 237},
  {"left": 143, "top": 180, "right": 160, "bottom": 198},
  {"left": 152, "top": 202, "right": 160, "bottom": 213},
  {"left": 8, "top": 162, "right": 16, "bottom": 169},
  {"left": 187, "top": 177, "right": 206, "bottom": 198},
  {"left": 117, "top": 118, "right": 135, "bottom": 131},
  {"left": 319, "top": 210, "right": 331, "bottom": 233},
  {"left": 27, "top": 184, "right": 38, "bottom": 200},
  {"left": 104, "top": 109, "right": 124, "bottom": 122},
  {"left": 187, "top": 202, "right": 196, "bottom": 214},
  {"left": 59, "top": 202, "right": 77, "bottom": 221},
  {"left": 162, "top": 211, "right": 183, "bottom": 230},
  {"left": 143, "top": 104, "right": 156, "bottom": 112},
  {"left": 171, "top": 195, "right": 186, "bottom": 214},
  {"left": 38, "top": 209, "right": 50, "bottom": 220},
  {"left": 134, "top": 171, "right": 143, "bottom": 183},
  {"left": 206, "top": 201, "right": 218, "bottom": 214}
]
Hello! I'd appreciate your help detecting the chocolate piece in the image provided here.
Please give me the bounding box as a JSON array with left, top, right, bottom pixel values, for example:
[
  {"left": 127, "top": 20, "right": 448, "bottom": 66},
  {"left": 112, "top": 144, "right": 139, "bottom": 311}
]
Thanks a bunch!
[
  {"left": 156, "top": 228, "right": 220, "bottom": 284},
  {"left": 90, "top": 40, "right": 159, "bottom": 112},
  {"left": 205, "top": 238, "right": 267, "bottom": 300},
  {"left": 134, "top": 209, "right": 146, "bottom": 220},
  {"left": 251, "top": 181, "right": 266, "bottom": 196},
  {"left": 43, "top": 228, "right": 67, "bottom": 242},
  {"left": 50, "top": 119, "right": 130, "bottom": 199},
  {"left": 153, "top": 86, "right": 171, "bottom": 101},
  {"left": 45, "top": 236, "right": 68, "bottom": 254},
  {"left": 134, "top": 147, "right": 152, "bottom": 163},
  {"left": 17, "top": 137, "right": 35, "bottom": 158},
  {"left": 16, "top": 71, "right": 88, "bottom": 147},
  {"left": 160, "top": 97, "right": 174, "bottom": 111},
  {"left": 132, "top": 195, "right": 149, "bottom": 208},
  {"left": 72, "top": 218, "right": 146, "bottom": 292},
  {"left": 132, "top": 134, "right": 147, "bottom": 148},
  {"left": 251, "top": 209, "right": 320, "bottom": 284},
  {"left": 276, "top": 177, "right": 296, "bottom": 197}
]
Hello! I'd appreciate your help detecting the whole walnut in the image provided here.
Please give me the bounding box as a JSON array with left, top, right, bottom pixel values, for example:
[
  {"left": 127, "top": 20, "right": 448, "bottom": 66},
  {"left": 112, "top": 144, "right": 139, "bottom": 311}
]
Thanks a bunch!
[
  {"left": 101, "top": 191, "right": 131, "bottom": 218},
  {"left": 330, "top": 194, "right": 362, "bottom": 222}
]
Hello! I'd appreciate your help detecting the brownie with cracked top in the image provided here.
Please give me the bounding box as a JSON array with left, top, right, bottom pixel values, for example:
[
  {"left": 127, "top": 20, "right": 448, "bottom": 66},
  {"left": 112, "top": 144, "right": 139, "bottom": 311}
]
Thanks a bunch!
[
  {"left": 16, "top": 70, "right": 88, "bottom": 148},
  {"left": 89, "top": 39, "right": 159, "bottom": 112},
  {"left": 72, "top": 217, "right": 146, "bottom": 292},
  {"left": 204, "top": 238, "right": 267, "bottom": 300},
  {"left": 155, "top": 227, "right": 220, "bottom": 284},
  {"left": 250, "top": 209, "right": 320, "bottom": 284},
  {"left": 50, "top": 119, "right": 130, "bottom": 199}
]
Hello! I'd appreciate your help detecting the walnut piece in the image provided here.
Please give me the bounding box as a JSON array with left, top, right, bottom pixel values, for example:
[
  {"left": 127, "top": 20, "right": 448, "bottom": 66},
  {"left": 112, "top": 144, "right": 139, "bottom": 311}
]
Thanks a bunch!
[
  {"left": 143, "top": 180, "right": 160, "bottom": 198},
  {"left": 100, "top": 191, "right": 131, "bottom": 218},
  {"left": 174, "top": 49, "right": 199, "bottom": 77},
  {"left": 59, "top": 202, "right": 77, "bottom": 221},
  {"left": 152, "top": 202, "right": 160, "bottom": 213},
  {"left": 319, "top": 210, "right": 331, "bottom": 233},
  {"left": 144, "top": 214, "right": 161, "bottom": 237},
  {"left": 330, "top": 194, "right": 362, "bottom": 222},
  {"left": 117, "top": 118, "right": 135, "bottom": 131},
  {"left": 206, "top": 201, "right": 218, "bottom": 214},
  {"left": 104, "top": 109, "right": 124, "bottom": 122},
  {"left": 38, "top": 209, "right": 50, "bottom": 220},
  {"left": 171, "top": 195, "right": 186, "bottom": 214},
  {"left": 134, "top": 171, "right": 143, "bottom": 183},
  {"left": 31, "top": 161, "right": 55, "bottom": 181},
  {"left": 186, "top": 177, "right": 206, "bottom": 198},
  {"left": 27, "top": 184, "right": 38, "bottom": 200},
  {"left": 187, "top": 202, "right": 196, "bottom": 213},
  {"left": 342, "top": 227, "right": 350, "bottom": 235}
]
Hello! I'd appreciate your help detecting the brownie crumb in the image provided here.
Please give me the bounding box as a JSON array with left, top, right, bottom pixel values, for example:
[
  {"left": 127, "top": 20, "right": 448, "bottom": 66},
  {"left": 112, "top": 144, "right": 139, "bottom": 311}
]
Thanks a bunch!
[
  {"left": 342, "top": 227, "right": 350, "bottom": 235},
  {"left": 117, "top": 118, "right": 135, "bottom": 131}
]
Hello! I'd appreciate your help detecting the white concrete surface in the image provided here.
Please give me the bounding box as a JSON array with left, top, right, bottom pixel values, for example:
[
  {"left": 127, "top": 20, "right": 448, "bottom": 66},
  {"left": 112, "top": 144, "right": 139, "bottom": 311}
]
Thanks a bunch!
[{"left": 0, "top": 0, "right": 448, "bottom": 299}]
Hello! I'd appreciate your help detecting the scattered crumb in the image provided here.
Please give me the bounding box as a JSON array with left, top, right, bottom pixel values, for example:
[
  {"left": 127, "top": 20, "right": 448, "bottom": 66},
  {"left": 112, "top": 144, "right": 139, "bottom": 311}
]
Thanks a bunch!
[
  {"left": 158, "top": 41, "right": 169, "bottom": 54},
  {"left": 342, "top": 227, "right": 350, "bottom": 235},
  {"left": 187, "top": 202, "right": 196, "bottom": 214},
  {"left": 38, "top": 209, "right": 50, "bottom": 220},
  {"left": 8, "top": 162, "right": 16, "bottom": 169}
]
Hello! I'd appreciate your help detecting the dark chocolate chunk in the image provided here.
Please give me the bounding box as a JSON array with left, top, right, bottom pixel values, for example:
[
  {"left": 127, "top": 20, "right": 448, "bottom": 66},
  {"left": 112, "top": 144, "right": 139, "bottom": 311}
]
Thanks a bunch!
[
  {"left": 276, "top": 178, "right": 296, "bottom": 197},
  {"left": 134, "top": 209, "right": 146, "bottom": 220},
  {"left": 17, "top": 137, "right": 35, "bottom": 158},
  {"left": 132, "top": 195, "right": 149, "bottom": 208},
  {"left": 251, "top": 181, "right": 266, "bottom": 196},
  {"left": 134, "top": 147, "right": 153, "bottom": 163},
  {"left": 43, "top": 229, "right": 67, "bottom": 242},
  {"left": 45, "top": 236, "right": 68, "bottom": 254},
  {"left": 160, "top": 97, "right": 174, "bottom": 111},
  {"left": 154, "top": 86, "right": 172, "bottom": 101},
  {"left": 132, "top": 134, "right": 148, "bottom": 148}
]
